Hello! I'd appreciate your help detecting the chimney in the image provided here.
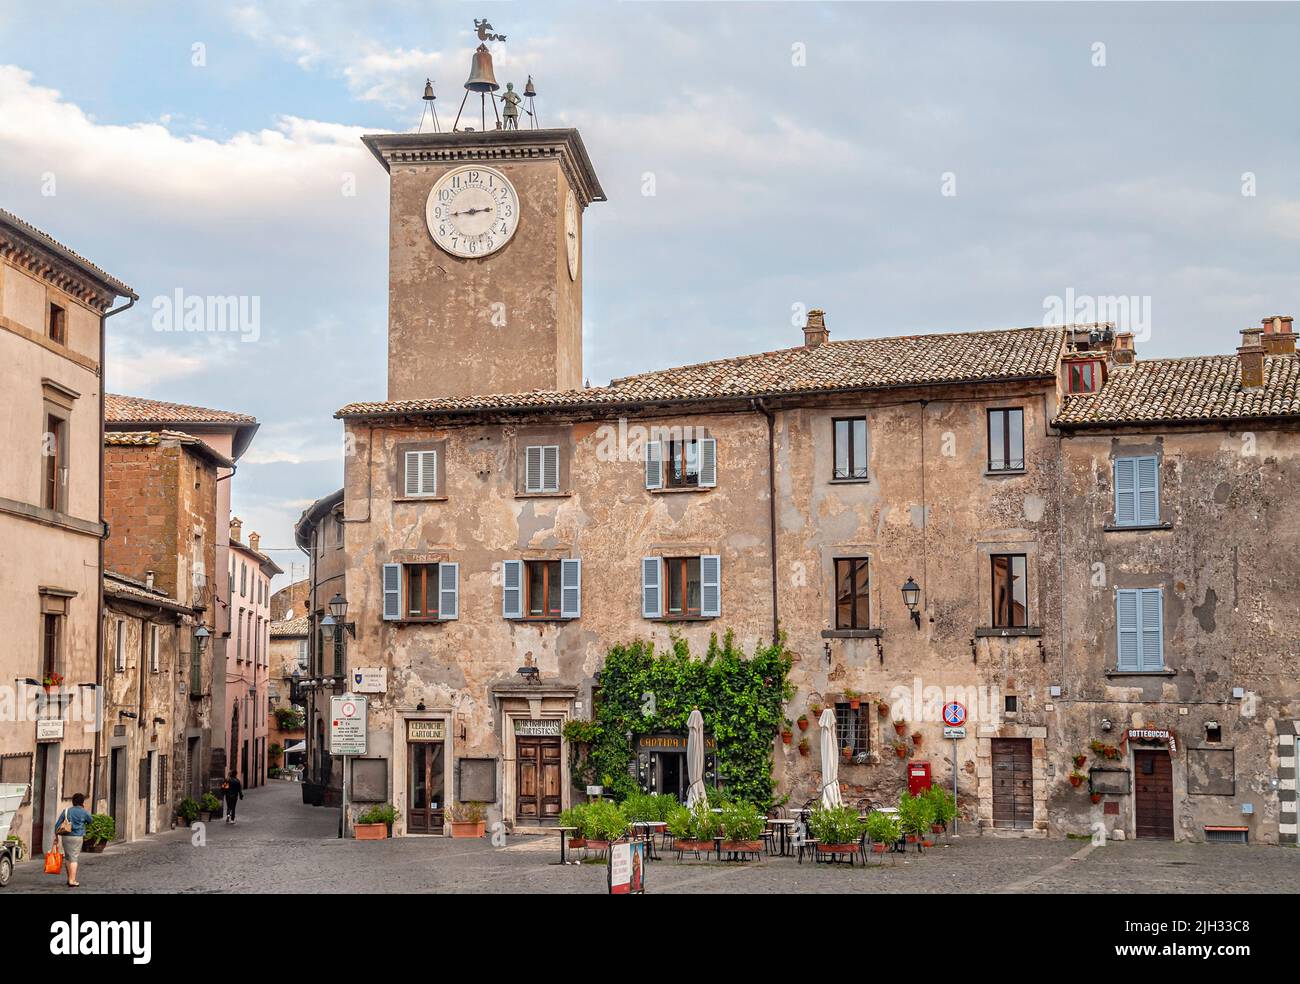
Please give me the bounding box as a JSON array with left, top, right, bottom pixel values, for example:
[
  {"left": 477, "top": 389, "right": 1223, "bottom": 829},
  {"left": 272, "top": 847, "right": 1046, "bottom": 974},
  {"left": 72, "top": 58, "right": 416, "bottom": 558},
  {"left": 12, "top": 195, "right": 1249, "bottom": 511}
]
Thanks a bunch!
[
  {"left": 1261, "top": 315, "right": 1295, "bottom": 357},
  {"left": 803, "top": 309, "right": 829, "bottom": 348},
  {"left": 1238, "top": 327, "right": 1265, "bottom": 389},
  {"left": 230, "top": 516, "right": 243, "bottom": 543},
  {"left": 145, "top": 571, "right": 155, "bottom": 591},
  {"left": 249, "top": 532, "right": 260, "bottom": 554},
  {"left": 1112, "top": 331, "right": 1136, "bottom": 366}
]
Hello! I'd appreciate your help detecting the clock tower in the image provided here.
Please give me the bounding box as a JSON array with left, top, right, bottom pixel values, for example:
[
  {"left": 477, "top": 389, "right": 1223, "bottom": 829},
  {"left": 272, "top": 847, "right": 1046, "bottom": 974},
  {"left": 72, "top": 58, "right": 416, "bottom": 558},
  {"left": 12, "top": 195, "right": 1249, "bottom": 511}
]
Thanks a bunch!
[{"left": 361, "top": 125, "right": 605, "bottom": 402}]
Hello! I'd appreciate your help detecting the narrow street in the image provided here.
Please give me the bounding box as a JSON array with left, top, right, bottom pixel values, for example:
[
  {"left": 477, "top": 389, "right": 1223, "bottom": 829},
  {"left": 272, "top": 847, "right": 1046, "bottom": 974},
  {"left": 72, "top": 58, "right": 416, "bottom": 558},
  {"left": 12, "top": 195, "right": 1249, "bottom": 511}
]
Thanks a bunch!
[{"left": 6, "top": 781, "right": 1297, "bottom": 894}]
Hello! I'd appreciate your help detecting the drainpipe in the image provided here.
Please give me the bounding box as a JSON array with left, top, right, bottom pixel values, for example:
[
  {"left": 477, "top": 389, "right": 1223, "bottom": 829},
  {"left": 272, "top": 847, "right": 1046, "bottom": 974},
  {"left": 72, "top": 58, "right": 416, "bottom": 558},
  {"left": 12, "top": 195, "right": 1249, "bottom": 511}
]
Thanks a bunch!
[
  {"left": 752, "top": 399, "right": 780, "bottom": 645},
  {"left": 95, "top": 293, "right": 136, "bottom": 813}
]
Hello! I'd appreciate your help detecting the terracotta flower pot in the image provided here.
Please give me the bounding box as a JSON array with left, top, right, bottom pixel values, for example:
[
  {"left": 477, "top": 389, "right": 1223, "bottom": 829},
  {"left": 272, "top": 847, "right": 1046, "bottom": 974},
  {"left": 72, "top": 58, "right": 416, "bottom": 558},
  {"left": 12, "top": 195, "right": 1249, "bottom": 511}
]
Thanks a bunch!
[
  {"left": 842, "top": 748, "right": 853, "bottom": 761},
  {"left": 931, "top": 824, "right": 944, "bottom": 834},
  {"left": 781, "top": 731, "right": 792, "bottom": 744},
  {"left": 586, "top": 839, "right": 610, "bottom": 851},
  {"left": 676, "top": 839, "right": 712, "bottom": 852},
  {"left": 450, "top": 820, "right": 486, "bottom": 838},
  {"left": 1091, "top": 793, "right": 1103, "bottom": 804},
  {"left": 871, "top": 843, "right": 888, "bottom": 854},
  {"left": 912, "top": 732, "right": 923, "bottom": 745},
  {"left": 820, "top": 844, "right": 859, "bottom": 855},
  {"left": 720, "top": 840, "right": 763, "bottom": 853},
  {"left": 1069, "top": 775, "right": 1084, "bottom": 788},
  {"left": 568, "top": 837, "right": 586, "bottom": 849},
  {"left": 848, "top": 698, "right": 861, "bottom": 710},
  {"left": 797, "top": 717, "right": 809, "bottom": 732},
  {"left": 799, "top": 743, "right": 809, "bottom": 757},
  {"left": 906, "top": 834, "right": 918, "bottom": 843},
  {"left": 1074, "top": 755, "right": 1087, "bottom": 768},
  {"left": 354, "top": 823, "right": 388, "bottom": 840},
  {"left": 922, "top": 839, "right": 935, "bottom": 848},
  {"left": 895, "top": 746, "right": 907, "bottom": 759},
  {"left": 894, "top": 722, "right": 907, "bottom": 736}
]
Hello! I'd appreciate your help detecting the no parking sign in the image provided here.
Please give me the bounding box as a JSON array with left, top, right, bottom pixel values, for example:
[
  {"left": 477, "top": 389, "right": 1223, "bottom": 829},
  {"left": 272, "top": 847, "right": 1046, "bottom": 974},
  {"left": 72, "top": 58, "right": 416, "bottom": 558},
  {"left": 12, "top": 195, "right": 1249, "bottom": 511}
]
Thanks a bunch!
[{"left": 943, "top": 702, "right": 966, "bottom": 738}]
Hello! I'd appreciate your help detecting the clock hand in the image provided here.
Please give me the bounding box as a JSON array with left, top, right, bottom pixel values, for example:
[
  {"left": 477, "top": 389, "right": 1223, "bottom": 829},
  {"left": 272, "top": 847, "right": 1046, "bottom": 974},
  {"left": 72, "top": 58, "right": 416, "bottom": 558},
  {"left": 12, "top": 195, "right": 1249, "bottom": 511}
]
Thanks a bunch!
[{"left": 452, "top": 206, "right": 493, "bottom": 216}]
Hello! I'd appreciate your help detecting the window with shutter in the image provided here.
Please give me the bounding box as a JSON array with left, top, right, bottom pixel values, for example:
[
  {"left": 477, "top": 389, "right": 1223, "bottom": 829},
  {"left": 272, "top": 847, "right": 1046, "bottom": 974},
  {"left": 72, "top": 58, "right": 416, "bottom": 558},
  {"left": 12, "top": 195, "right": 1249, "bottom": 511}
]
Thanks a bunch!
[
  {"left": 1116, "top": 589, "right": 1163, "bottom": 670},
  {"left": 438, "top": 563, "right": 459, "bottom": 620},
  {"left": 561, "top": 558, "right": 581, "bottom": 618},
  {"left": 700, "top": 554, "right": 721, "bottom": 617},
  {"left": 644, "top": 441, "right": 663, "bottom": 489},
  {"left": 382, "top": 563, "right": 402, "bottom": 620},
  {"left": 404, "top": 450, "right": 438, "bottom": 497},
  {"left": 641, "top": 557, "right": 662, "bottom": 618},
  {"left": 1116, "top": 590, "right": 1140, "bottom": 670},
  {"left": 1114, "top": 455, "right": 1158, "bottom": 526},
  {"left": 502, "top": 559, "right": 523, "bottom": 618},
  {"left": 524, "top": 445, "right": 561, "bottom": 493},
  {"left": 1140, "top": 588, "right": 1164, "bottom": 670},
  {"left": 697, "top": 438, "right": 717, "bottom": 488}
]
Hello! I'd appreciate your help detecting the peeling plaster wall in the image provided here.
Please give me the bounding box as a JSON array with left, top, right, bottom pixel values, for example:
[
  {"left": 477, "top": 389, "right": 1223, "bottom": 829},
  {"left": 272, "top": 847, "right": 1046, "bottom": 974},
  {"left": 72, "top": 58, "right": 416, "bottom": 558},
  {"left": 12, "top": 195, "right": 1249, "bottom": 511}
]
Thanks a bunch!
[{"left": 1056, "top": 427, "right": 1300, "bottom": 843}]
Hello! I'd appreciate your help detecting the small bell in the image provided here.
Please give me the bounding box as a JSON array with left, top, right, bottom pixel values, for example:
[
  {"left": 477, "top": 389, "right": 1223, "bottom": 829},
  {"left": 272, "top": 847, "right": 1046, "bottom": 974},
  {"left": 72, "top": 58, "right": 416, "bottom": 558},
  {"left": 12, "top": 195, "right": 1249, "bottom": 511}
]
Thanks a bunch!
[
  {"left": 422, "top": 79, "right": 435, "bottom": 102},
  {"left": 524, "top": 75, "right": 536, "bottom": 98}
]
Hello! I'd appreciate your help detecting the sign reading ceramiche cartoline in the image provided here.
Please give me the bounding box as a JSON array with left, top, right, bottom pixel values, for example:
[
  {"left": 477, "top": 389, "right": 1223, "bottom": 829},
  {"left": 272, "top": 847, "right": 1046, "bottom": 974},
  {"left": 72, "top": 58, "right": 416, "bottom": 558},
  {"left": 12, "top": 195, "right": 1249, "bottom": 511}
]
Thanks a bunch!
[{"left": 330, "top": 694, "right": 367, "bottom": 756}]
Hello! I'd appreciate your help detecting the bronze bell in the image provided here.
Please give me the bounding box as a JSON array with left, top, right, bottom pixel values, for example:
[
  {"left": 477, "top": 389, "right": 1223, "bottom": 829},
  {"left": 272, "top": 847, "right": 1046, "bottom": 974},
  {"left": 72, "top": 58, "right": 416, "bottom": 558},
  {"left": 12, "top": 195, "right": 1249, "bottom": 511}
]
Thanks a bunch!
[
  {"left": 464, "top": 43, "right": 499, "bottom": 92},
  {"left": 523, "top": 75, "right": 536, "bottom": 98},
  {"left": 422, "top": 79, "right": 435, "bottom": 102}
]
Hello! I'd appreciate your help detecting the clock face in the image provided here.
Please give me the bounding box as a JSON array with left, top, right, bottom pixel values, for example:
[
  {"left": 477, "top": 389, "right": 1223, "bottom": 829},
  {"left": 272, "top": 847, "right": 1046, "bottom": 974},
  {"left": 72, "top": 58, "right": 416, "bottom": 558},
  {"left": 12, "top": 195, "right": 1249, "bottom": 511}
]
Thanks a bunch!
[
  {"left": 565, "top": 190, "right": 579, "bottom": 281},
  {"left": 425, "top": 165, "right": 519, "bottom": 258}
]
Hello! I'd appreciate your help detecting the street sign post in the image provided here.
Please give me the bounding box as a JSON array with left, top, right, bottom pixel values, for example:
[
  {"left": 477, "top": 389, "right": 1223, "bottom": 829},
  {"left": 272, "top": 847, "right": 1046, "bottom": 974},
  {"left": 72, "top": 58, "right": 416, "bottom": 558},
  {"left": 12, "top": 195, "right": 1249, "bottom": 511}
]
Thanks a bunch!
[
  {"left": 331, "top": 694, "right": 367, "bottom": 840},
  {"left": 942, "top": 702, "right": 967, "bottom": 835}
]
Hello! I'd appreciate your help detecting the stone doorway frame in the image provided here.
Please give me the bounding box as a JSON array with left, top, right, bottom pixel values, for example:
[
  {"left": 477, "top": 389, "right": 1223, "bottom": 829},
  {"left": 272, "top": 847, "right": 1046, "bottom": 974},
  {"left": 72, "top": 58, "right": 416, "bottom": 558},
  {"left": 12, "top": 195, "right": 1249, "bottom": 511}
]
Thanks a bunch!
[{"left": 975, "top": 723, "right": 1048, "bottom": 836}]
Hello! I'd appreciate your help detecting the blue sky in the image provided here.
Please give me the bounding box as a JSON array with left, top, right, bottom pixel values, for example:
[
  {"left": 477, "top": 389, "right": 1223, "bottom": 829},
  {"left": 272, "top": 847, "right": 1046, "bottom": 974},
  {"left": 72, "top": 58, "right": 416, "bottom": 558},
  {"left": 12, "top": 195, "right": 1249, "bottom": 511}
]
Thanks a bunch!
[{"left": 1, "top": 1, "right": 1296, "bottom": 587}]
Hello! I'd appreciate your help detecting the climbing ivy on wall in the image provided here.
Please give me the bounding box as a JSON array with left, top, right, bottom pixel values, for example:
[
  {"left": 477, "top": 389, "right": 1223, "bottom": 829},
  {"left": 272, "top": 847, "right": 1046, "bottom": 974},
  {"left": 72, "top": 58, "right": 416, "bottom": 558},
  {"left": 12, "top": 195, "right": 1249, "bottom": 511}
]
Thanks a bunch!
[{"left": 567, "top": 631, "right": 793, "bottom": 807}]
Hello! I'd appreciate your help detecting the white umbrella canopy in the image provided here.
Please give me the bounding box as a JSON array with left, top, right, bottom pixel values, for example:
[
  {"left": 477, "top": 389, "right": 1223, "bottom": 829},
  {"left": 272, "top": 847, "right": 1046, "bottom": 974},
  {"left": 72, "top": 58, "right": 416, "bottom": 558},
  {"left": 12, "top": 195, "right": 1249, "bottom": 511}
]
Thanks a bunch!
[
  {"left": 685, "top": 709, "right": 708, "bottom": 809},
  {"left": 819, "top": 708, "right": 844, "bottom": 809}
]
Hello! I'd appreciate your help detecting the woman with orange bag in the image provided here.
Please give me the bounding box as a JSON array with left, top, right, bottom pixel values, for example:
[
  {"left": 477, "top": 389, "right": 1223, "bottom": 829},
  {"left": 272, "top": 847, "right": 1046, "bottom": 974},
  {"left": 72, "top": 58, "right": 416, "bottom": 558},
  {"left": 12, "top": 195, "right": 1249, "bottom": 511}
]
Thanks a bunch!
[{"left": 51, "top": 792, "right": 92, "bottom": 888}]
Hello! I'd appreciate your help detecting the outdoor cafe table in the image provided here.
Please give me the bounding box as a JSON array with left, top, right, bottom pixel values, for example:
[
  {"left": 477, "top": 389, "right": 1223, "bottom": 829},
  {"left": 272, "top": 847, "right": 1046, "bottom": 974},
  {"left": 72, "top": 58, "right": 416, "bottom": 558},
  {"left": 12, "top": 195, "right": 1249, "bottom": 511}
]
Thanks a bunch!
[
  {"left": 630, "top": 820, "right": 666, "bottom": 860},
  {"left": 767, "top": 818, "right": 798, "bottom": 857},
  {"left": 553, "top": 826, "right": 579, "bottom": 865}
]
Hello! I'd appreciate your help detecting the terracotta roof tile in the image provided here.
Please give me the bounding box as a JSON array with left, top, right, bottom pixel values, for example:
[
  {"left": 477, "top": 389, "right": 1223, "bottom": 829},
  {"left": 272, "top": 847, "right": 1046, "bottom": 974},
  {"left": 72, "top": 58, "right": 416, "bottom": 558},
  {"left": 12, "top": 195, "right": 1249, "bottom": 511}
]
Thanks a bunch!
[
  {"left": 271, "top": 616, "right": 311, "bottom": 638},
  {"left": 1056, "top": 355, "right": 1300, "bottom": 427},
  {"left": 103, "top": 429, "right": 234, "bottom": 467},
  {"left": 337, "top": 326, "right": 1070, "bottom": 418},
  {"left": 0, "top": 207, "right": 136, "bottom": 298},
  {"left": 107, "top": 393, "right": 257, "bottom": 426}
]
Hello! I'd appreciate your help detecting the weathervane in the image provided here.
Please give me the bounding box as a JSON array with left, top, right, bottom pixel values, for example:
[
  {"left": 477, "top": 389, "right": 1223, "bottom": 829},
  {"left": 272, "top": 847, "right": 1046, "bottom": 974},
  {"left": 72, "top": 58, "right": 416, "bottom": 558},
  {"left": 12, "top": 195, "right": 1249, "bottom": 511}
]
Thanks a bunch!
[{"left": 475, "top": 19, "right": 506, "bottom": 42}]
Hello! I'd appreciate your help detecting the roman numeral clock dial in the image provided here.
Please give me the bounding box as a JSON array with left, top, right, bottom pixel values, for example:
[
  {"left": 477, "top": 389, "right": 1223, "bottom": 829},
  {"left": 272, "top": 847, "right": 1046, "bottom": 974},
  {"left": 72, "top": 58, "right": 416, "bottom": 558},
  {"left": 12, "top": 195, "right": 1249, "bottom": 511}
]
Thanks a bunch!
[{"left": 425, "top": 165, "right": 520, "bottom": 258}]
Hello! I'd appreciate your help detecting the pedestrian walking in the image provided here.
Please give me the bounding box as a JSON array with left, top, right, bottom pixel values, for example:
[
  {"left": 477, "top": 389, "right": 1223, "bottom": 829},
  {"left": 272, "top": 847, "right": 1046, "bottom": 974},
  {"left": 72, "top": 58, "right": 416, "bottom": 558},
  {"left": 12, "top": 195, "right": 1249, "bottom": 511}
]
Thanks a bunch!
[
  {"left": 221, "top": 771, "right": 244, "bottom": 823},
  {"left": 53, "top": 792, "right": 93, "bottom": 888}
]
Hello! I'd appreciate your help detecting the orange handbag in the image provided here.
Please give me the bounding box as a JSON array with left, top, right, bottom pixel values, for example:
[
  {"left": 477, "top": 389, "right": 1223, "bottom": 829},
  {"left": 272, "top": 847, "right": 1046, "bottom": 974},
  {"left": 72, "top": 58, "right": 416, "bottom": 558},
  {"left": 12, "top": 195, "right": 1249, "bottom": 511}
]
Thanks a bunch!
[{"left": 44, "top": 845, "right": 64, "bottom": 875}]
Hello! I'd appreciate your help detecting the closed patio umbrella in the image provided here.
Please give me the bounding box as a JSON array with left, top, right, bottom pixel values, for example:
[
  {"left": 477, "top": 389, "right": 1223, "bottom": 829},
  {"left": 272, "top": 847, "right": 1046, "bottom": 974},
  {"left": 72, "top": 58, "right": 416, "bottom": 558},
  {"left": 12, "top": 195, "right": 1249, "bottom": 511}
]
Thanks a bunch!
[
  {"left": 686, "top": 709, "right": 708, "bottom": 809},
  {"left": 819, "top": 707, "right": 844, "bottom": 809}
]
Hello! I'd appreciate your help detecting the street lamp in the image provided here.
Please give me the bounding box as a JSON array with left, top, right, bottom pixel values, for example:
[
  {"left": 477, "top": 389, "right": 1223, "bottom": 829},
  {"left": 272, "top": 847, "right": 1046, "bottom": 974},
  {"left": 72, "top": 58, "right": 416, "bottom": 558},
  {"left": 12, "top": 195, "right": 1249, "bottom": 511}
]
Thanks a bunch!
[
  {"left": 194, "top": 625, "right": 211, "bottom": 649},
  {"left": 328, "top": 592, "right": 349, "bottom": 622},
  {"left": 901, "top": 577, "right": 922, "bottom": 629}
]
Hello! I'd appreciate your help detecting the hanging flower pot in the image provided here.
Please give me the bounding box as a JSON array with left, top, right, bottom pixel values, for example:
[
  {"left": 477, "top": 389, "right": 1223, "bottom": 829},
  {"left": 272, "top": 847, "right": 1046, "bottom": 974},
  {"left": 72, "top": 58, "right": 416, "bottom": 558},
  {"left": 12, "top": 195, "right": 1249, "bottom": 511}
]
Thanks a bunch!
[
  {"left": 797, "top": 715, "right": 809, "bottom": 732},
  {"left": 894, "top": 744, "right": 908, "bottom": 759},
  {"left": 810, "top": 703, "right": 823, "bottom": 717},
  {"left": 798, "top": 738, "right": 810, "bottom": 757},
  {"left": 1090, "top": 792, "right": 1103, "bottom": 804},
  {"left": 781, "top": 730, "right": 793, "bottom": 745},
  {"left": 1074, "top": 755, "right": 1087, "bottom": 768},
  {"left": 1069, "top": 772, "right": 1086, "bottom": 788},
  {"left": 894, "top": 721, "right": 907, "bottom": 736},
  {"left": 841, "top": 746, "right": 853, "bottom": 761},
  {"left": 878, "top": 703, "right": 890, "bottom": 718},
  {"left": 912, "top": 732, "right": 923, "bottom": 745}
]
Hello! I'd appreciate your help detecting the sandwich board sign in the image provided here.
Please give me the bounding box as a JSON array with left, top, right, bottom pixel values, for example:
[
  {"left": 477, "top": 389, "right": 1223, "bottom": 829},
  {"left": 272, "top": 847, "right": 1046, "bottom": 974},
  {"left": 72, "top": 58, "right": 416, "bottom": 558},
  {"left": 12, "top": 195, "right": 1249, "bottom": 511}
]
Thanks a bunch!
[{"left": 330, "top": 694, "right": 367, "bottom": 756}]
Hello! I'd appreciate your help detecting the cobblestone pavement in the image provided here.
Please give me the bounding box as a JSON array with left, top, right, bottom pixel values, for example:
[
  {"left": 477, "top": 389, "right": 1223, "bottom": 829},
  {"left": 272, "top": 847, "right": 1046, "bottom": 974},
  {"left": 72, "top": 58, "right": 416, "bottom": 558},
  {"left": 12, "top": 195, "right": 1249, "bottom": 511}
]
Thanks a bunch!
[{"left": 5, "top": 781, "right": 1297, "bottom": 894}]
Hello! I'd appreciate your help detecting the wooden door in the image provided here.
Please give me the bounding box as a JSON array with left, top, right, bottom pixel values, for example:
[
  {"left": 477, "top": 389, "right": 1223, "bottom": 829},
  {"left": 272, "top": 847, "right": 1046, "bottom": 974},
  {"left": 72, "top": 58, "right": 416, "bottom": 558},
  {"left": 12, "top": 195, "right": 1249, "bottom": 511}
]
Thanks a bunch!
[
  {"left": 991, "top": 738, "right": 1034, "bottom": 829},
  {"left": 516, "top": 737, "right": 562, "bottom": 823},
  {"left": 407, "top": 742, "right": 445, "bottom": 834},
  {"left": 1134, "top": 750, "right": 1174, "bottom": 840},
  {"left": 32, "top": 744, "right": 48, "bottom": 854}
]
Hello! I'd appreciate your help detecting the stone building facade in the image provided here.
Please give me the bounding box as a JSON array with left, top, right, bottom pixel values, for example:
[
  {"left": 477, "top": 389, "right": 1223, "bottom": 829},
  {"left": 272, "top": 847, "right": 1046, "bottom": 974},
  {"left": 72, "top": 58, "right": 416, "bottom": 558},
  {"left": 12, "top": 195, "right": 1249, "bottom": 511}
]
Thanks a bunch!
[
  {"left": 225, "top": 522, "right": 281, "bottom": 789},
  {"left": 101, "top": 572, "right": 194, "bottom": 841},
  {"left": 268, "top": 616, "right": 308, "bottom": 775},
  {"left": 0, "top": 209, "right": 134, "bottom": 856},
  {"left": 102, "top": 429, "right": 226, "bottom": 815},
  {"left": 315, "top": 94, "right": 1298, "bottom": 843}
]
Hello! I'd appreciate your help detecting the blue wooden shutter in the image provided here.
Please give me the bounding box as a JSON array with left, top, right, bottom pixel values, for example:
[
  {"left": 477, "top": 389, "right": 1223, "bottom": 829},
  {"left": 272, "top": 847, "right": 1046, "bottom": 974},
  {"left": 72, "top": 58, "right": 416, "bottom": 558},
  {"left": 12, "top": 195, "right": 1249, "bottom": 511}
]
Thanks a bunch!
[
  {"left": 641, "top": 557, "right": 661, "bottom": 618},
  {"left": 524, "top": 446, "right": 543, "bottom": 493},
  {"left": 700, "top": 554, "right": 721, "bottom": 617},
  {"left": 1136, "top": 456, "right": 1159, "bottom": 525},
  {"left": 502, "top": 560, "right": 523, "bottom": 619},
  {"left": 645, "top": 441, "right": 663, "bottom": 489},
  {"left": 561, "top": 558, "right": 581, "bottom": 618},
  {"left": 1116, "top": 590, "right": 1139, "bottom": 670},
  {"left": 1114, "top": 458, "right": 1136, "bottom": 526},
  {"left": 438, "top": 562, "right": 459, "bottom": 620},
  {"left": 1140, "top": 588, "right": 1164, "bottom": 670},
  {"left": 698, "top": 438, "right": 717, "bottom": 488},
  {"left": 382, "top": 563, "right": 402, "bottom": 621},
  {"left": 542, "top": 446, "right": 560, "bottom": 493}
]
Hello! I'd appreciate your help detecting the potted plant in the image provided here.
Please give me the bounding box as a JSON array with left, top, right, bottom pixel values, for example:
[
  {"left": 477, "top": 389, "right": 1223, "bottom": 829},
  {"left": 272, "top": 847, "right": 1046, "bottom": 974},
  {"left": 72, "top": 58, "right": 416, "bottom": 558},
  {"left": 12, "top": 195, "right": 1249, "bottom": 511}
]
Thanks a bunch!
[
  {"left": 41, "top": 671, "right": 64, "bottom": 692},
  {"left": 448, "top": 800, "right": 488, "bottom": 838},
  {"left": 878, "top": 702, "right": 891, "bottom": 718},
  {"left": 668, "top": 800, "right": 717, "bottom": 854},
  {"left": 865, "top": 810, "right": 901, "bottom": 854},
  {"left": 841, "top": 744, "right": 853, "bottom": 761},
  {"left": 355, "top": 802, "right": 398, "bottom": 839},
  {"left": 810, "top": 702, "right": 823, "bottom": 717},
  {"left": 797, "top": 714, "right": 809, "bottom": 732},
  {"left": 807, "top": 805, "right": 866, "bottom": 855},
  {"left": 1089, "top": 739, "right": 1106, "bottom": 755},
  {"left": 1068, "top": 771, "right": 1087, "bottom": 788},
  {"left": 845, "top": 689, "right": 861, "bottom": 710},
  {"left": 912, "top": 731, "right": 923, "bottom": 746},
  {"left": 718, "top": 800, "right": 766, "bottom": 855},
  {"left": 894, "top": 720, "right": 907, "bottom": 736},
  {"left": 781, "top": 719, "right": 793, "bottom": 744},
  {"left": 176, "top": 796, "right": 199, "bottom": 827},
  {"left": 583, "top": 799, "right": 629, "bottom": 851},
  {"left": 83, "top": 813, "right": 115, "bottom": 852},
  {"left": 897, "top": 791, "right": 935, "bottom": 851},
  {"left": 798, "top": 737, "right": 810, "bottom": 757},
  {"left": 1091, "top": 792, "right": 1104, "bottom": 804},
  {"left": 893, "top": 742, "right": 908, "bottom": 759},
  {"left": 926, "top": 785, "right": 956, "bottom": 836},
  {"left": 199, "top": 792, "right": 223, "bottom": 822},
  {"left": 559, "top": 804, "right": 590, "bottom": 849}
]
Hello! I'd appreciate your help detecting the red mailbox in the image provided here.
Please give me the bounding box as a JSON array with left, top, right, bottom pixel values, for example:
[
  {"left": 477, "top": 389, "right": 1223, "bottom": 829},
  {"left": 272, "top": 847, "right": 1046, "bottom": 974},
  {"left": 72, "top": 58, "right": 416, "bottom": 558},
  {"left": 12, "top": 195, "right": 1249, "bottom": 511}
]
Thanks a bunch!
[{"left": 908, "top": 761, "right": 932, "bottom": 797}]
